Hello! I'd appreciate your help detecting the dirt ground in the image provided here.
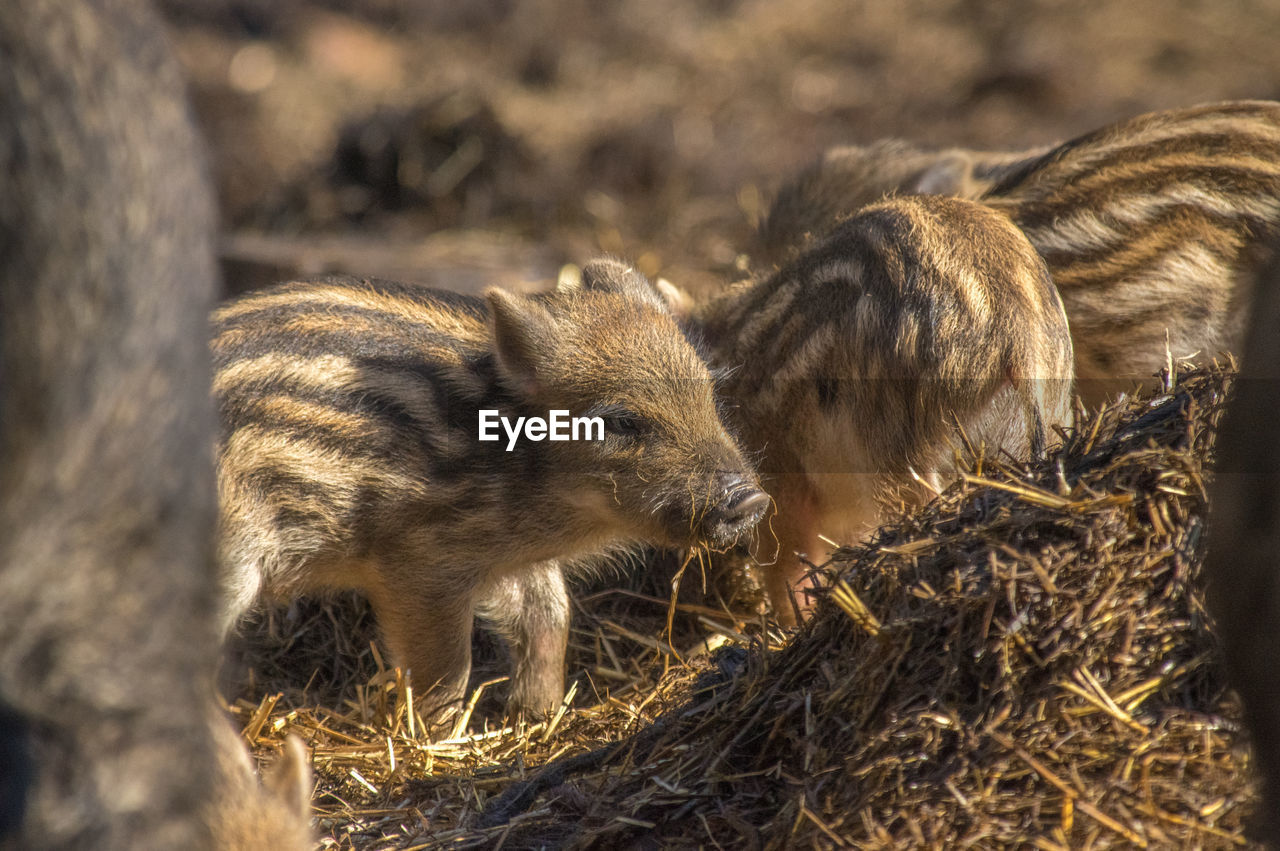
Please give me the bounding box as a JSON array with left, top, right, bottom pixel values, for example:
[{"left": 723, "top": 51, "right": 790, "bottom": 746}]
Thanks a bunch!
[{"left": 161, "top": 0, "right": 1280, "bottom": 299}]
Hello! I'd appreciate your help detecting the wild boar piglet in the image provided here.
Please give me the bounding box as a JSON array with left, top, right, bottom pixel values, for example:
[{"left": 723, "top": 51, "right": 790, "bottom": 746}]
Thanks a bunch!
[
  {"left": 683, "top": 195, "right": 1074, "bottom": 624},
  {"left": 213, "top": 260, "right": 769, "bottom": 720}
]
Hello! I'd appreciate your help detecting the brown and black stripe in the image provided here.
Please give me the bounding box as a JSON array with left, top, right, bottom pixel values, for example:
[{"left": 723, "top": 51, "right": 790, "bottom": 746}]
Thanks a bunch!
[
  {"left": 759, "top": 100, "right": 1280, "bottom": 405},
  {"left": 685, "top": 194, "right": 1074, "bottom": 625},
  {"left": 986, "top": 100, "right": 1280, "bottom": 397},
  {"left": 210, "top": 276, "right": 523, "bottom": 609},
  {"left": 209, "top": 261, "right": 768, "bottom": 716},
  {"left": 756, "top": 138, "right": 1050, "bottom": 267},
  {"left": 701, "top": 194, "right": 1074, "bottom": 483}
]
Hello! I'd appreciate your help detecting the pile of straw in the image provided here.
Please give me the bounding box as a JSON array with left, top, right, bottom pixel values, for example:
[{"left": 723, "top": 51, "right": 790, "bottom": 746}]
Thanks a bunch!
[{"left": 232, "top": 364, "right": 1258, "bottom": 849}]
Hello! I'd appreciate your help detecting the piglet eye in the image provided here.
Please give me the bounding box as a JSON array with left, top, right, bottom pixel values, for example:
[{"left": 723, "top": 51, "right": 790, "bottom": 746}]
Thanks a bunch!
[{"left": 602, "top": 413, "right": 643, "bottom": 437}]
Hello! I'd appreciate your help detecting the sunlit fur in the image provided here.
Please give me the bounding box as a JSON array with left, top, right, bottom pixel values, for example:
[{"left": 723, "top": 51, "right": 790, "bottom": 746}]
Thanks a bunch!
[
  {"left": 212, "top": 260, "right": 765, "bottom": 721},
  {"left": 758, "top": 101, "right": 1280, "bottom": 407},
  {"left": 206, "top": 720, "right": 313, "bottom": 851},
  {"left": 686, "top": 196, "right": 1074, "bottom": 624},
  {"left": 757, "top": 138, "right": 1050, "bottom": 267}
]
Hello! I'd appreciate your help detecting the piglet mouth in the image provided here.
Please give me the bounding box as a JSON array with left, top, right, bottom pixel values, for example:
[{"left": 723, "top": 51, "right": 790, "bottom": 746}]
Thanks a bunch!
[{"left": 698, "top": 476, "right": 771, "bottom": 549}]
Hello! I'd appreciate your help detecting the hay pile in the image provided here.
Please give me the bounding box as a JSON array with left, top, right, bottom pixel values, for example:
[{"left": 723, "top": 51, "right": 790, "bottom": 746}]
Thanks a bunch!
[{"left": 231, "top": 364, "right": 1259, "bottom": 849}]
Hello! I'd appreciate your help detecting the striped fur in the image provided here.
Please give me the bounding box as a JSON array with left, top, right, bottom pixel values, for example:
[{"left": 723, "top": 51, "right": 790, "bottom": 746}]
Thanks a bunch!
[
  {"left": 757, "top": 100, "right": 1280, "bottom": 407},
  {"left": 684, "top": 196, "right": 1074, "bottom": 624},
  {"left": 757, "top": 138, "right": 1049, "bottom": 267},
  {"left": 212, "top": 261, "right": 766, "bottom": 720}
]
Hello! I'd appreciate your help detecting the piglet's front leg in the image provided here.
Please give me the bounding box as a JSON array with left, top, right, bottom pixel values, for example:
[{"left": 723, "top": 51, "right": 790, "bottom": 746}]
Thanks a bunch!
[
  {"left": 367, "top": 579, "right": 475, "bottom": 729},
  {"left": 759, "top": 473, "right": 888, "bottom": 626},
  {"left": 759, "top": 476, "right": 827, "bottom": 628},
  {"left": 476, "top": 561, "right": 571, "bottom": 719}
]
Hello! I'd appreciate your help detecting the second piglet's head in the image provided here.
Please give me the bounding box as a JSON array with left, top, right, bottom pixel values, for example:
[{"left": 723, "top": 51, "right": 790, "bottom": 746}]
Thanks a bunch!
[{"left": 485, "top": 258, "right": 769, "bottom": 550}]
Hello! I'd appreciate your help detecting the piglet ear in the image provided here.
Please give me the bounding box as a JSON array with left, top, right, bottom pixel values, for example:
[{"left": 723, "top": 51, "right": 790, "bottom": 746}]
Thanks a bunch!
[
  {"left": 911, "top": 153, "right": 970, "bottom": 195},
  {"left": 486, "top": 287, "right": 555, "bottom": 397},
  {"left": 578, "top": 257, "right": 665, "bottom": 309},
  {"left": 264, "top": 735, "right": 313, "bottom": 826},
  {"left": 654, "top": 278, "right": 695, "bottom": 321},
  {"left": 555, "top": 263, "right": 582, "bottom": 293}
]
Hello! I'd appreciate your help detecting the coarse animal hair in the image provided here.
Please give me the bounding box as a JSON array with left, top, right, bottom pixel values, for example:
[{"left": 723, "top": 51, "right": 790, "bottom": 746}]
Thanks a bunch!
[
  {"left": 213, "top": 260, "right": 768, "bottom": 720},
  {"left": 758, "top": 100, "right": 1280, "bottom": 407},
  {"left": 673, "top": 196, "right": 1074, "bottom": 623}
]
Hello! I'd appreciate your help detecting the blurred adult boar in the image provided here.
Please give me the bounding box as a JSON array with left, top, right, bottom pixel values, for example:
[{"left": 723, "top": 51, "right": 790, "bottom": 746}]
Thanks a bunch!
[{"left": 0, "top": 1, "right": 309, "bottom": 848}]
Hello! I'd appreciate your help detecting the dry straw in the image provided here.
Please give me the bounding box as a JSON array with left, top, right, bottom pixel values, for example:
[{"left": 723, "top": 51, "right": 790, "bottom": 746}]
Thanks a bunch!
[{"left": 230, "top": 364, "right": 1258, "bottom": 848}]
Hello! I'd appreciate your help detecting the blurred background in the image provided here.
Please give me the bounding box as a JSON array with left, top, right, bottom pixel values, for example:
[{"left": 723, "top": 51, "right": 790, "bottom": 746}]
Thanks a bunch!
[{"left": 159, "top": 0, "right": 1280, "bottom": 299}]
